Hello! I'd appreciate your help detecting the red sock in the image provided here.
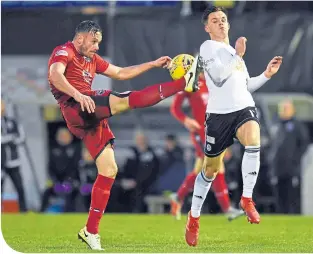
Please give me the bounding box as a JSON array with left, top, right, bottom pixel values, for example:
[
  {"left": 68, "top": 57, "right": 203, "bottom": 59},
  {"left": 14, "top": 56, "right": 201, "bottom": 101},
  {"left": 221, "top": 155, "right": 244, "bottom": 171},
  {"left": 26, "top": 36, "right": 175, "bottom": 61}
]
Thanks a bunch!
[
  {"left": 129, "top": 78, "right": 185, "bottom": 109},
  {"left": 212, "top": 173, "right": 231, "bottom": 213},
  {"left": 86, "top": 175, "right": 115, "bottom": 234},
  {"left": 177, "top": 171, "right": 197, "bottom": 203}
]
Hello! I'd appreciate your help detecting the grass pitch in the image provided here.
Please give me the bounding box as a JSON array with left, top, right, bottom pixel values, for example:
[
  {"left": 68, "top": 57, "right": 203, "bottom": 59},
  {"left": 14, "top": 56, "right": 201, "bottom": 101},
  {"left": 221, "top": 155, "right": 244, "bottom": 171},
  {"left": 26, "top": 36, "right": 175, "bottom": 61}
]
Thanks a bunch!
[{"left": 2, "top": 213, "right": 313, "bottom": 253}]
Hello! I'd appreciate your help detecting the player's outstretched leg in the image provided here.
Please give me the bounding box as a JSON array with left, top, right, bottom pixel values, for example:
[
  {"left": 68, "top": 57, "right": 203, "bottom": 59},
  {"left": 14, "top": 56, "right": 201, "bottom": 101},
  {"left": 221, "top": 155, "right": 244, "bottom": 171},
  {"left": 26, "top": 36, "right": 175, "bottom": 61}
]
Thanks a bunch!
[
  {"left": 185, "top": 152, "right": 225, "bottom": 247},
  {"left": 236, "top": 120, "right": 261, "bottom": 224},
  {"left": 127, "top": 55, "right": 200, "bottom": 110},
  {"left": 78, "top": 144, "right": 117, "bottom": 250},
  {"left": 90, "top": 56, "right": 201, "bottom": 120}
]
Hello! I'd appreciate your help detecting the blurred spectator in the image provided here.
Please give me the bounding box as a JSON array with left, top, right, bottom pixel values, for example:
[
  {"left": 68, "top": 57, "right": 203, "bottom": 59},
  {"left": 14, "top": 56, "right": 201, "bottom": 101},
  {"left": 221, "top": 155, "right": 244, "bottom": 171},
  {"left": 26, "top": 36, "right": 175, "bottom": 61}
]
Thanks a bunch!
[
  {"left": 154, "top": 134, "right": 186, "bottom": 194},
  {"left": 40, "top": 127, "right": 81, "bottom": 212},
  {"left": 78, "top": 147, "right": 97, "bottom": 212},
  {"left": 120, "top": 131, "right": 160, "bottom": 213},
  {"left": 270, "top": 99, "right": 310, "bottom": 214},
  {"left": 162, "top": 134, "right": 184, "bottom": 170},
  {"left": 1, "top": 99, "right": 27, "bottom": 212}
]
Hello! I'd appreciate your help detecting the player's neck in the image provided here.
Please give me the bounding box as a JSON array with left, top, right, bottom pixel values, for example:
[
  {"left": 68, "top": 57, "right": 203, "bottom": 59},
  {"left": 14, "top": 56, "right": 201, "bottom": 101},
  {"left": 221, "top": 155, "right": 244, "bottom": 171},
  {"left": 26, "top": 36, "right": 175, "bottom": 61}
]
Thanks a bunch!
[{"left": 211, "top": 37, "right": 230, "bottom": 45}]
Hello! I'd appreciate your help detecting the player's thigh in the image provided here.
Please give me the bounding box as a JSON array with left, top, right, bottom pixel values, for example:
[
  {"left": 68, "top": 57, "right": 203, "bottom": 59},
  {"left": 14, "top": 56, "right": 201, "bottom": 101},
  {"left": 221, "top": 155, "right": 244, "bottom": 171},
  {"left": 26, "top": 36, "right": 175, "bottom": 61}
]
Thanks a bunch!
[
  {"left": 95, "top": 144, "right": 118, "bottom": 178},
  {"left": 236, "top": 107, "right": 261, "bottom": 146},
  {"left": 193, "top": 157, "right": 204, "bottom": 174},
  {"left": 91, "top": 90, "right": 131, "bottom": 119},
  {"left": 109, "top": 91, "right": 132, "bottom": 115}
]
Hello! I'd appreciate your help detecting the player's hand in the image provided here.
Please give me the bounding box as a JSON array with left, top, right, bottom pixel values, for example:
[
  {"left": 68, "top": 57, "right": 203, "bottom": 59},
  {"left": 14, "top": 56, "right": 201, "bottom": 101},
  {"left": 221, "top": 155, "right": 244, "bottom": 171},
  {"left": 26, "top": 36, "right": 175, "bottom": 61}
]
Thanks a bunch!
[
  {"left": 264, "top": 56, "right": 283, "bottom": 78},
  {"left": 73, "top": 91, "right": 95, "bottom": 113},
  {"left": 152, "top": 56, "right": 172, "bottom": 68},
  {"left": 235, "top": 37, "right": 247, "bottom": 57},
  {"left": 184, "top": 117, "right": 201, "bottom": 132}
]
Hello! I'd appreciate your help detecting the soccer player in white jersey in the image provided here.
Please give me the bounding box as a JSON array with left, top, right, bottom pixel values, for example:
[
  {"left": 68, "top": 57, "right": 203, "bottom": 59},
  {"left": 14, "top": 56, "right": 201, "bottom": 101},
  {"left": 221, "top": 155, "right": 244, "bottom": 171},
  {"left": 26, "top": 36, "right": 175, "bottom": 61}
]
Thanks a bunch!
[{"left": 185, "top": 6, "right": 283, "bottom": 246}]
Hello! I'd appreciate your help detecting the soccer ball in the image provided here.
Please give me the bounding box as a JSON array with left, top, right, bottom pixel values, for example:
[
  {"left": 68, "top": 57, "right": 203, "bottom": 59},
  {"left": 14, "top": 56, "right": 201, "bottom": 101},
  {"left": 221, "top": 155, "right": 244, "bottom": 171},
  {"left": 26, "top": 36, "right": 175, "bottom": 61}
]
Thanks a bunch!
[{"left": 169, "top": 54, "right": 195, "bottom": 80}]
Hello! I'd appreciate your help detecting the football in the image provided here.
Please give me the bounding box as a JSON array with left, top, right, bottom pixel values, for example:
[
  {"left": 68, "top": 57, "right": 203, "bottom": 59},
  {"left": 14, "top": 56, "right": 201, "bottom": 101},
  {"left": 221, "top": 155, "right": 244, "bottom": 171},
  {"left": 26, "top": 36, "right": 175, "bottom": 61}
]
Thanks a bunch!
[{"left": 169, "top": 54, "right": 195, "bottom": 80}]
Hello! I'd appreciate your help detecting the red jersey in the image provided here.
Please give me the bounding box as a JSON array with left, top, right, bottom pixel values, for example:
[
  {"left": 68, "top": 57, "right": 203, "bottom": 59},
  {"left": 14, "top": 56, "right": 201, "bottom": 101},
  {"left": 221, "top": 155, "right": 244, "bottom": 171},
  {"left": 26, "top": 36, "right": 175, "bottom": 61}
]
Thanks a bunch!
[
  {"left": 48, "top": 41, "right": 109, "bottom": 104},
  {"left": 170, "top": 78, "right": 208, "bottom": 127}
]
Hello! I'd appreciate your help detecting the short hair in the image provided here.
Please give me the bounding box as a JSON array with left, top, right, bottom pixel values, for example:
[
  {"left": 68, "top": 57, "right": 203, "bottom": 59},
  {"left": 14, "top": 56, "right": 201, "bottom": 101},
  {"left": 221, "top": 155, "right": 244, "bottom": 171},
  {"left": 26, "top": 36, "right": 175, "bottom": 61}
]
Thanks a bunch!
[
  {"left": 166, "top": 134, "right": 177, "bottom": 142},
  {"left": 201, "top": 6, "right": 228, "bottom": 25},
  {"left": 75, "top": 20, "right": 102, "bottom": 35}
]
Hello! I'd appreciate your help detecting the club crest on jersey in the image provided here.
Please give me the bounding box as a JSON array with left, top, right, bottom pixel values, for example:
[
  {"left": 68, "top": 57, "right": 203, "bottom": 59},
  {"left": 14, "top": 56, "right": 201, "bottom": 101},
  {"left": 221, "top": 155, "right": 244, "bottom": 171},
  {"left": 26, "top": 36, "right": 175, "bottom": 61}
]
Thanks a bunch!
[
  {"left": 83, "top": 56, "right": 92, "bottom": 63},
  {"left": 55, "top": 50, "right": 68, "bottom": 57},
  {"left": 82, "top": 70, "right": 92, "bottom": 84}
]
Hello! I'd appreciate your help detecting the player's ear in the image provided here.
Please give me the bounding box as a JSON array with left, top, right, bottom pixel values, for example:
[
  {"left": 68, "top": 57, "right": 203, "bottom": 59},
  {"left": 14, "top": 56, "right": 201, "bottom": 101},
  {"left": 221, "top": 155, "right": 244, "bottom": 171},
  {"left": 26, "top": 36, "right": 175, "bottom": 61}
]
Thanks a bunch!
[
  {"left": 228, "top": 22, "right": 230, "bottom": 29},
  {"left": 76, "top": 34, "right": 83, "bottom": 45},
  {"left": 204, "top": 24, "right": 210, "bottom": 33}
]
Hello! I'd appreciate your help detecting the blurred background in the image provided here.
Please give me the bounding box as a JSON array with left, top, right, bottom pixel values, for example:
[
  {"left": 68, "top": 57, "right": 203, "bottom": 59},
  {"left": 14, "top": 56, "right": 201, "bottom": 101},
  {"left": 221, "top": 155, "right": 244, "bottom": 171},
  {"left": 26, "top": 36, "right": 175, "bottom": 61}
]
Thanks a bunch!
[{"left": 1, "top": 0, "right": 313, "bottom": 216}]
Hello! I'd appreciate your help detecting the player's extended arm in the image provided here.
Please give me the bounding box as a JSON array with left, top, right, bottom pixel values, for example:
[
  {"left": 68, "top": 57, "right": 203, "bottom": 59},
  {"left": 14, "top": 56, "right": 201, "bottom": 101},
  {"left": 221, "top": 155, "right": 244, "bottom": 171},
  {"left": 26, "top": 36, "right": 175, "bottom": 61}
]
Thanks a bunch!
[
  {"left": 49, "top": 62, "right": 80, "bottom": 98},
  {"left": 246, "top": 73, "right": 270, "bottom": 93},
  {"left": 170, "top": 92, "right": 187, "bottom": 123},
  {"left": 101, "top": 56, "right": 171, "bottom": 80}
]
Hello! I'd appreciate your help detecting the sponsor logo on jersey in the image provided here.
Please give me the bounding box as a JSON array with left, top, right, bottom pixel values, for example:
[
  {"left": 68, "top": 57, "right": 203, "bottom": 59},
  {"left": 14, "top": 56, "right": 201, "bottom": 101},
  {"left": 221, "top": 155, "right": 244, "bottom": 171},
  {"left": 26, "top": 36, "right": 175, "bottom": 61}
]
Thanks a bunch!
[
  {"left": 55, "top": 50, "right": 68, "bottom": 57},
  {"left": 82, "top": 70, "right": 93, "bottom": 84},
  {"left": 206, "top": 135, "right": 215, "bottom": 144}
]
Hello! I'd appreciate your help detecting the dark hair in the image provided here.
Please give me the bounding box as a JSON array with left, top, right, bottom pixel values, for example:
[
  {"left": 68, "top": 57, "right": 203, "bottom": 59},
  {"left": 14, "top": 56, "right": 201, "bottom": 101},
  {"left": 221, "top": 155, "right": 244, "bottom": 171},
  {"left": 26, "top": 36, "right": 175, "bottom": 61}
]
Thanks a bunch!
[
  {"left": 75, "top": 20, "right": 102, "bottom": 35},
  {"left": 166, "top": 134, "right": 177, "bottom": 142},
  {"left": 201, "top": 6, "right": 228, "bottom": 24}
]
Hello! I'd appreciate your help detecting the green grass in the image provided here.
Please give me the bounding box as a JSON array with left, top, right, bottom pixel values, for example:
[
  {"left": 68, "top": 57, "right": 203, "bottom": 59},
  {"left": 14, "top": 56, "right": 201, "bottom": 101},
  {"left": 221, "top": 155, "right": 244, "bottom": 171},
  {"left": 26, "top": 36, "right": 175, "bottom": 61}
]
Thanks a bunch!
[{"left": 2, "top": 213, "right": 313, "bottom": 253}]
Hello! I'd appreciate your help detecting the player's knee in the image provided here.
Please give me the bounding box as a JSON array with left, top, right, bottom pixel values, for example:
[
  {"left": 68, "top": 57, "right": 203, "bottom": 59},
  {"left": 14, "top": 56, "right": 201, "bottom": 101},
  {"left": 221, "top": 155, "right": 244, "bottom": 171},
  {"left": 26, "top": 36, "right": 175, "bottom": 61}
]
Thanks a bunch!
[
  {"left": 203, "top": 164, "right": 219, "bottom": 178},
  {"left": 203, "top": 161, "right": 220, "bottom": 178},
  {"left": 98, "top": 163, "right": 118, "bottom": 178},
  {"left": 245, "top": 134, "right": 260, "bottom": 147}
]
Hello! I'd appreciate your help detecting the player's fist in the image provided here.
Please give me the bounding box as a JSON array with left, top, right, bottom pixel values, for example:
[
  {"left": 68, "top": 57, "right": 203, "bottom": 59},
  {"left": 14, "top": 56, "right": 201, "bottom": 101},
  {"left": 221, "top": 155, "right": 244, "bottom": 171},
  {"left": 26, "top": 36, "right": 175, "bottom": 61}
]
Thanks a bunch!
[
  {"left": 235, "top": 37, "right": 247, "bottom": 57},
  {"left": 152, "top": 56, "right": 172, "bottom": 68},
  {"left": 264, "top": 56, "right": 283, "bottom": 78},
  {"left": 184, "top": 117, "right": 201, "bottom": 132},
  {"left": 73, "top": 91, "right": 96, "bottom": 113}
]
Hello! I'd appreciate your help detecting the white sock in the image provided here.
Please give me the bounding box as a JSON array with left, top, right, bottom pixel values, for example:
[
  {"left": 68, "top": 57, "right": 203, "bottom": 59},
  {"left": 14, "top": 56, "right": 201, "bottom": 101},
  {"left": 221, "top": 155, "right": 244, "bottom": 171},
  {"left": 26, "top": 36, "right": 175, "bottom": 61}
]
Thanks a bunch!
[
  {"left": 190, "top": 169, "right": 214, "bottom": 218},
  {"left": 242, "top": 146, "right": 260, "bottom": 198}
]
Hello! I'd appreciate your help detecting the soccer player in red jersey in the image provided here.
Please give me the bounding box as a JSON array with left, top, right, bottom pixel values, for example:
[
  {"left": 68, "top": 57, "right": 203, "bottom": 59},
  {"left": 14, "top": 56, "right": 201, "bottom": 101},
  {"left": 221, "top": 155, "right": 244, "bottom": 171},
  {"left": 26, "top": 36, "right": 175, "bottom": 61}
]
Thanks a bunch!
[
  {"left": 48, "top": 20, "right": 199, "bottom": 250},
  {"left": 169, "top": 73, "right": 244, "bottom": 221}
]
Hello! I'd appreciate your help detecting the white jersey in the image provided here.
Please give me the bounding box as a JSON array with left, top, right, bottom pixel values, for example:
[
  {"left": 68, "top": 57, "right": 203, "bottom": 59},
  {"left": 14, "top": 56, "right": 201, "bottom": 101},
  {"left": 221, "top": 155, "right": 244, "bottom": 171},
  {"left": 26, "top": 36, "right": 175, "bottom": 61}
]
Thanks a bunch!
[{"left": 199, "top": 40, "right": 269, "bottom": 114}]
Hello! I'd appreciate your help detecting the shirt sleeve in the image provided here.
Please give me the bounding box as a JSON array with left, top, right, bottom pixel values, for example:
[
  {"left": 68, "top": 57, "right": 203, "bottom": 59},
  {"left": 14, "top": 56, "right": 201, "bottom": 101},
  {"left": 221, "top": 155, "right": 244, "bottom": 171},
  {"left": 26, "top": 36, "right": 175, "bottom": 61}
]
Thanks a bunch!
[
  {"left": 200, "top": 41, "right": 242, "bottom": 84},
  {"left": 246, "top": 72, "right": 270, "bottom": 93},
  {"left": 50, "top": 47, "right": 73, "bottom": 66},
  {"left": 170, "top": 92, "right": 188, "bottom": 123},
  {"left": 95, "top": 54, "right": 110, "bottom": 74}
]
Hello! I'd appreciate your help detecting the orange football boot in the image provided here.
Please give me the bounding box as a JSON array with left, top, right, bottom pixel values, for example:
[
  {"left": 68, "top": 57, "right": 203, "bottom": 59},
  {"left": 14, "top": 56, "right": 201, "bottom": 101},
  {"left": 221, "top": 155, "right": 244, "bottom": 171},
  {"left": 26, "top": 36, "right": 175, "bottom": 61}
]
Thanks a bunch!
[
  {"left": 185, "top": 211, "right": 200, "bottom": 247},
  {"left": 169, "top": 194, "right": 182, "bottom": 220},
  {"left": 240, "top": 197, "right": 261, "bottom": 224}
]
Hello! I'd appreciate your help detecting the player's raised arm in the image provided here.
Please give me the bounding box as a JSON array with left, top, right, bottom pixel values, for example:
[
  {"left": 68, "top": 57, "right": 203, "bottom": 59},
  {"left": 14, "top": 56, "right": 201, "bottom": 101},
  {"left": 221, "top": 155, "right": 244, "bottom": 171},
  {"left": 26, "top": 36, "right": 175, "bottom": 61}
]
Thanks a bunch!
[
  {"left": 98, "top": 56, "right": 172, "bottom": 80},
  {"left": 247, "top": 56, "right": 283, "bottom": 92}
]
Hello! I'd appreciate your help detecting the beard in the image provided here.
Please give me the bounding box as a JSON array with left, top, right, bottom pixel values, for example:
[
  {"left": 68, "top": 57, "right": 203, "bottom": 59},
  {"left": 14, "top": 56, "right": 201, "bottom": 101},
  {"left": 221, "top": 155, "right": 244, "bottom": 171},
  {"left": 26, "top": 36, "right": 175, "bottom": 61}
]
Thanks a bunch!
[{"left": 78, "top": 44, "right": 88, "bottom": 57}]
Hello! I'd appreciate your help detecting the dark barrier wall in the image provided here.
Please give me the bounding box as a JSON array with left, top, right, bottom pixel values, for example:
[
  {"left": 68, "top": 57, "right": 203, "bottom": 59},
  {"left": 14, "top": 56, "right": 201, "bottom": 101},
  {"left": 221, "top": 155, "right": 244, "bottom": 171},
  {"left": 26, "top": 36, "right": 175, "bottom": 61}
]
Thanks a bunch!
[
  {"left": 2, "top": 9, "right": 312, "bottom": 94},
  {"left": 112, "top": 12, "right": 313, "bottom": 94},
  {"left": 1, "top": 10, "right": 108, "bottom": 55}
]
